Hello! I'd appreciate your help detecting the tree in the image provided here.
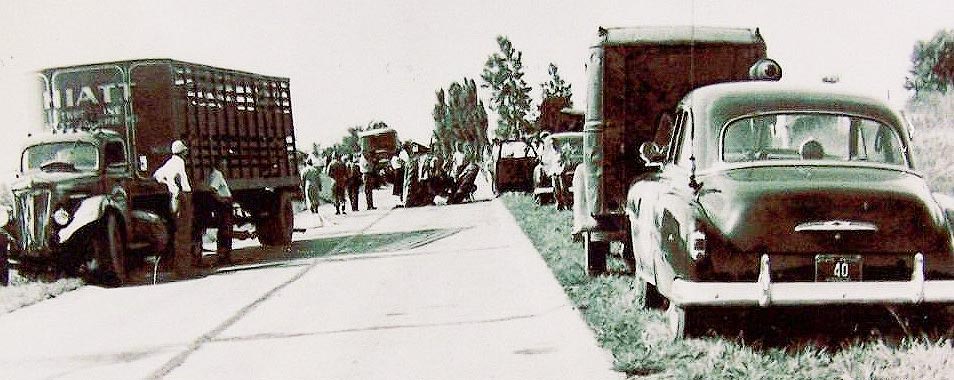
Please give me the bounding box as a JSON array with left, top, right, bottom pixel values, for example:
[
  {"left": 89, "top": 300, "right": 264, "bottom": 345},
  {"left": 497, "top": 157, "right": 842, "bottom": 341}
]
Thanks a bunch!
[
  {"left": 432, "top": 78, "right": 490, "bottom": 161},
  {"left": 536, "top": 63, "right": 576, "bottom": 134},
  {"left": 481, "top": 36, "right": 534, "bottom": 140},
  {"left": 540, "top": 63, "right": 572, "bottom": 100},
  {"left": 906, "top": 29, "right": 954, "bottom": 96}
]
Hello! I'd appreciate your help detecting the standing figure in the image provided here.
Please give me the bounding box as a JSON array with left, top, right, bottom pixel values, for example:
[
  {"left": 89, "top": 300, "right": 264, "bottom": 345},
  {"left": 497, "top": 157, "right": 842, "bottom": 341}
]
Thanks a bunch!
[
  {"left": 359, "top": 153, "right": 377, "bottom": 210},
  {"left": 326, "top": 154, "right": 349, "bottom": 215},
  {"left": 346, "top": 155, "right": 362, "bottom": 212},
  {"left": 302, "top": 159, "right": 323, "bottom": 213},
  {"left": 207, "top": 158, "right": 234, "bottom": 265},
  {"left": 153, "top": 139, "right": 196, "bottom": 278},
  {"left": 390, "top": 149, "right": 404, "bottom": 201}
]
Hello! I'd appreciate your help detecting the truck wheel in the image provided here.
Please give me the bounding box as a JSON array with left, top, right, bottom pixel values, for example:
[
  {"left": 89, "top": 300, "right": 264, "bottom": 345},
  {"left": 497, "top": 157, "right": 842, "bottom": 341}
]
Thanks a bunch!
[
  {"left": 667, "top": 302, "right": 702, "bottom": 339},
  {"left": 258, "top": 192, "right": 293, "bottom": 246},
  {"left": 584, "top": 234, "right": 608, "bottom": 277},
  {"left": 89, "top": 214, "right": 126, "bottom": 287},
  {"left": 0, "top": 239, "right": 8, "bottom": 286},
  {"left": 635, "top": 277, "right": 666, "bottom": 309}
]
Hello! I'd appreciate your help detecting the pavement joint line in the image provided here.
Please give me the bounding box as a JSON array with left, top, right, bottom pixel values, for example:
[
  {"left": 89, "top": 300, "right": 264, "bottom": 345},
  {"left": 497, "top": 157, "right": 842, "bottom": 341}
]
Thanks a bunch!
[
  {"left": 210, "top": 303, "right": 573, "bottom": 343},
  {"left": 147, "top": 207, "right": 397, "bottom": 379}
]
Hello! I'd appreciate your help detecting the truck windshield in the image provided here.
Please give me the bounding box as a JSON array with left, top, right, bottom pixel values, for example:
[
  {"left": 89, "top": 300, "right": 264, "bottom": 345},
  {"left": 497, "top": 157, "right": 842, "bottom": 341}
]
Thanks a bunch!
[
  {"left": 22, "top": 142, "right": 99, "bottom": 172},
  {"left": 721, "top": 113, "right": 907, "bottom": 167}
]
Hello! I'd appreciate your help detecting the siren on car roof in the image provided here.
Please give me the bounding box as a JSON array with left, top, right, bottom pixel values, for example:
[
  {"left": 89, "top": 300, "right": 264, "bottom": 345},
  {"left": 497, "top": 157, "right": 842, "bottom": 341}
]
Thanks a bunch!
[{"left": 749, "top": 58, "right": 782, "bottom": 81}]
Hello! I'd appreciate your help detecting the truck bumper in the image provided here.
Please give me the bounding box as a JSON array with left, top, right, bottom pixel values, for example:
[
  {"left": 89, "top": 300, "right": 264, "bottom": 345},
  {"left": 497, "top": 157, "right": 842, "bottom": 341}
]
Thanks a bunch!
[{"left": 670, "top": 253, "right": 954, "bottom": 307}]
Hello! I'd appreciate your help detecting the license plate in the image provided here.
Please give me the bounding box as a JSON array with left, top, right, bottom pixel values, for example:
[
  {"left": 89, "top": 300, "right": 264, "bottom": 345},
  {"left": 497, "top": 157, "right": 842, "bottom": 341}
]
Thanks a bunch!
[{"left": 815, "top": 254, "right": 863, "bottom": 282}]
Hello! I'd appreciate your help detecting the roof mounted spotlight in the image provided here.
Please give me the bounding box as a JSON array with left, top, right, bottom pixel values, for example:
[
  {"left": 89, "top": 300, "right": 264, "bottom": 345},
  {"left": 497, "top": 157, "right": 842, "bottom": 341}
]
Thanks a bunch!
[{"left": 749, "top": 58, "right": 782, "bottom": 81}]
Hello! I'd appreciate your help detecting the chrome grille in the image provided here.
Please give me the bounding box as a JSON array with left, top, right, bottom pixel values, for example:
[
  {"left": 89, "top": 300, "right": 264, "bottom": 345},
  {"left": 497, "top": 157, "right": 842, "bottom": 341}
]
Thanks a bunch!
[{"left": 15, "top": 189, "right": 52, "bottom": 252}]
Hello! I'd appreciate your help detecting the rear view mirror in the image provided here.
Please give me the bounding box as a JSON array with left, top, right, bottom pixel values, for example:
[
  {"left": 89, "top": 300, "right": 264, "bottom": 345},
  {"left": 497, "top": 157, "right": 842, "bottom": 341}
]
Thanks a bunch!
[{"left": 639, "top": 141, "right": 666, "bottom": 166}]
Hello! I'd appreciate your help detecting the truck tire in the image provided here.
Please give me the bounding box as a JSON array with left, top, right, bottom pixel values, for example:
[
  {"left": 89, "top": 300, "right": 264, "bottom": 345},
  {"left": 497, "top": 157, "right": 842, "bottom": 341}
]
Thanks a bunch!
[
  {"left": 0, "top": 237, "right": 8, "bottom": 286},
  {"left": 89, "top": 213, "right": 126, "bottom": 287},
  {"left": 258, "top": 192, "right": 293, "bottom": 246},
  {"left": 667, "top": 302, "right": 703, "bottom": 339},
  {"left": 635, "top": 276, "right": 666, "bottom": 309},
  {"left": 584, "top": 233, "right": 608, "bottom": 277}
]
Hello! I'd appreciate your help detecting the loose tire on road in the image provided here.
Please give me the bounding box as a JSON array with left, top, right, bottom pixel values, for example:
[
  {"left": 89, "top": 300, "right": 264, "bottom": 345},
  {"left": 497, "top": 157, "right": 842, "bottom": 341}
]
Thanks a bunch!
[
  {"left": 584, "top": 233, "right": 608, "bottom": 277},
  {"left": 89, "top": 214, "right": 126, "bottom": 287},
  {"left": 258, "top": 192, "right": 293, "bottom": 246}
]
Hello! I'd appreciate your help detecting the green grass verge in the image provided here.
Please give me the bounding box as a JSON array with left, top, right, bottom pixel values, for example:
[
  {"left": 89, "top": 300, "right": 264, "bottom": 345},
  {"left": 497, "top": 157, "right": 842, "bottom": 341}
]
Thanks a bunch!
[{"left": 500, "top": 193, "right": 954, "bottom": 380}]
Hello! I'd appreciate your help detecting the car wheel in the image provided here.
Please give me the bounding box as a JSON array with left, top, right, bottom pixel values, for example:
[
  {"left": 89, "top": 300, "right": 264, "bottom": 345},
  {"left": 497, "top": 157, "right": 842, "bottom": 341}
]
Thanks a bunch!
[
  {"left": 584, "top": 234, "right": 608, "bottom": 277},
  {"left": 89, "top": 213, "right": 126, "bottom": 287}
]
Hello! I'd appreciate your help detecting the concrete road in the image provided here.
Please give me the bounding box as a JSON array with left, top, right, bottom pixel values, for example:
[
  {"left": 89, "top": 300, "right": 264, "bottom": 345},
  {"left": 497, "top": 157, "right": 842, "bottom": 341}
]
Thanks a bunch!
[{"left": 0, "top": 193, "right": 621, "bottom": 379}]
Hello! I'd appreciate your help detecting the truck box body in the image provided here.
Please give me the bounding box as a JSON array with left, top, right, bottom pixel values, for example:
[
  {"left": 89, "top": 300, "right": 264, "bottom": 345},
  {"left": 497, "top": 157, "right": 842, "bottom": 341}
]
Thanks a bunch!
[
  {"left": 41, "top": 59, "right": 300, "bottom": 193},
  {"left": 584, "top": 27, "right": 766, "bottom": 216}
]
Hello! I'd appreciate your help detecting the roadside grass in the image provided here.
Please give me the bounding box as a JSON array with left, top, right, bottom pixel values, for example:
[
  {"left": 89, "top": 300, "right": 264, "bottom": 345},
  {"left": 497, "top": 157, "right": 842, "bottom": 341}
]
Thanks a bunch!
[
  {"left": 0, "top": 277, "right": 84, "bottom": 315},
  {"left": 500, "top": 193, "right": 954, "bottom": 379}
]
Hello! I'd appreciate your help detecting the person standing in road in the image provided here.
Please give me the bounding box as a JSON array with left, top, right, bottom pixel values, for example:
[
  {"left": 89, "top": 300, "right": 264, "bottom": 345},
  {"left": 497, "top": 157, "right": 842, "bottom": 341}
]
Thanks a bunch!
[
  {"left": 346, "top": 155, "right": 362, "bottom": 212},
  {"left": 326, "top": 154, "right": 348, "bottom": 215},
  {"left": 207, "top": 158, "right": 234, "bottom": 266},
  {"left": 390, "top": 148, "right": 404, "bottom": 202},
  {"left": 359, "top": 152, "right": 377, "bottom": 210},
  {"left": 153, "top": 139, "right": 196, "bottom": 277},
  {"left": 302, "top": 159, "right": 323, "bottom": 213}
]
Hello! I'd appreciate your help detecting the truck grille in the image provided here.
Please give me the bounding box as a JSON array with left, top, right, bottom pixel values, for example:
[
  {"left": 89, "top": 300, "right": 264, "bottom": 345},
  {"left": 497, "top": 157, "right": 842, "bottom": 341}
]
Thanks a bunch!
[{"left": 15, "top": 189, "right": 52, "bottom": 252}]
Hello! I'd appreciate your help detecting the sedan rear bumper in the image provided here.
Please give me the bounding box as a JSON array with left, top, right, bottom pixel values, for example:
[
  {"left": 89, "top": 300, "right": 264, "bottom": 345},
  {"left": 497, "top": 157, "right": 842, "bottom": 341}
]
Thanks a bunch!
[{"left": 670, "top": 253, "right": 954, "bottom": 307}]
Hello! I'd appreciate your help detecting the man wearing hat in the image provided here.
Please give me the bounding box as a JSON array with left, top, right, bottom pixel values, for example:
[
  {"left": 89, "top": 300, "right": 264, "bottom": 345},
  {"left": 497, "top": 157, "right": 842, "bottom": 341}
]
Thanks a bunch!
[{"left": 153, "top": 139, "right": 196, "bottom": 278}]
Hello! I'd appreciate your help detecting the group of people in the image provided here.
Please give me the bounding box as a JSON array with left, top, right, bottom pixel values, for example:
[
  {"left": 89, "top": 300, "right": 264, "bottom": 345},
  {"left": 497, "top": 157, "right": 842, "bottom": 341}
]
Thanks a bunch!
[
  {"left": 304, "top": 152, "right": 377, "bottom": 215},
  {"left": 151, "top": 139, "right": 481, "bottom": 280},
  {"left": 152, "top": 140, "right": 234, "bottom": 279},
  {"left": 395, "top": 142, "right": 480, "bottom": 207}
]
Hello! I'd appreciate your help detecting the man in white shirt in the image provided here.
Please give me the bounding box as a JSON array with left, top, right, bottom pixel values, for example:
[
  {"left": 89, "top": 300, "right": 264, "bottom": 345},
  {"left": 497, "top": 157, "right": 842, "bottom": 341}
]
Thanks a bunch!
[
  {"left": 207, "top": 158, "right": 233, "bottom": 265},
  {"left": 153, "top": 140, "right": 195, "bottom": 277},
  {"left": 358, "top": 153, "right": 376, "bottom": 210}
]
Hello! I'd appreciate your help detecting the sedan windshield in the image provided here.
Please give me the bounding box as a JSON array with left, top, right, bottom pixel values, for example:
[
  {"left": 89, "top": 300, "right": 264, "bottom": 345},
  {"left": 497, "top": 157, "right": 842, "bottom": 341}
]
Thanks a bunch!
[
  {"left": 722, "top": 113, "right": 907, "bottom": 167},
  {"left": 22, "top": 142, "right": 99, "bottom": 172}
]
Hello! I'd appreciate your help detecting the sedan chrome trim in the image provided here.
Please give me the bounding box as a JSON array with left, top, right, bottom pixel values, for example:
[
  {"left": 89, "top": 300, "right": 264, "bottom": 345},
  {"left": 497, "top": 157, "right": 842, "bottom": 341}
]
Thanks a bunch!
[
  {"left": 669, "top": 253, "right": 954, "bottom": 307},
  {"left": 794, "top": 220, "right": 878, "bottom": 232}
]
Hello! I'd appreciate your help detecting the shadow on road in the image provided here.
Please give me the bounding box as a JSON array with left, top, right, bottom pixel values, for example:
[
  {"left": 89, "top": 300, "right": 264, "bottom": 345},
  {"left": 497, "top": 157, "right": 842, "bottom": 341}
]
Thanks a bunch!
[{"left": 213, "top": 227, "right": 464, "bottom": 273}]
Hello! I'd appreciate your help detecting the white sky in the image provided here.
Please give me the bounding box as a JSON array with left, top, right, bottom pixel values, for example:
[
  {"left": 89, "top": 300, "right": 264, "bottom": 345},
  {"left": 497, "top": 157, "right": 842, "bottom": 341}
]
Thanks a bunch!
[{"left": 1, "top": 0, "right": 952, "bottom": 172}]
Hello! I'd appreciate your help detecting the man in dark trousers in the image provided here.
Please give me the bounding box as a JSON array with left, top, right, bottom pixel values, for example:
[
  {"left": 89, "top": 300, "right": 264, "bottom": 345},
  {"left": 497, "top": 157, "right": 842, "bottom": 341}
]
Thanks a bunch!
[
  {"left": 326, "top": 154, "right": 349, "bottom": 215},
  {"left": 359, "top": 152, "right": 377, "bottom": 210},
  {"left": 346, "top": 154, "right": 362, "bottom": 212},
  {"left": 153, "top": 140, "right": 195, "bottom": 278},
  {"left": 207, "top": 158, "right": 234, "bottom": 265}
]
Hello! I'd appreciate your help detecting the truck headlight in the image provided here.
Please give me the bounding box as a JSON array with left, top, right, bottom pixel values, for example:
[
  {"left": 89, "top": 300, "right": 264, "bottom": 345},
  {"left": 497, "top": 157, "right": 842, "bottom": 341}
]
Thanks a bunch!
[
  {"left": 0, "top": 207, "right": 8, "bottom": 226},
  {"left": 53, "top": 208, "right": 71, "bottom": 226}
]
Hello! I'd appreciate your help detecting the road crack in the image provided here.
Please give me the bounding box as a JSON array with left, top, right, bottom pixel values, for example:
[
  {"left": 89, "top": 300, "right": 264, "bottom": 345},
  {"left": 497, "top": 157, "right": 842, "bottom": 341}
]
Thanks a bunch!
[{"left": 147, "top": 209, "right": 396, "bottom": 379}]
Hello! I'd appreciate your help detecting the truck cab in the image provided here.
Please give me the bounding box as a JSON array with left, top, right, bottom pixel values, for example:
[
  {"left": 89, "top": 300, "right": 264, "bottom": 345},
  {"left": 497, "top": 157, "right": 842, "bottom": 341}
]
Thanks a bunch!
[{"left": 5, "top": 128, "right": 168, "bottom": 285}]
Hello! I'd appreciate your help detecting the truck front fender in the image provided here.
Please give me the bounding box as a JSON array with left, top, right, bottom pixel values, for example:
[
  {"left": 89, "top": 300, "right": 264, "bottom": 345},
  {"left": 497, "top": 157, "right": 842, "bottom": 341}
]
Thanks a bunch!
[{"left": 57, "top": 195, "right": 107, "bottom": 244}]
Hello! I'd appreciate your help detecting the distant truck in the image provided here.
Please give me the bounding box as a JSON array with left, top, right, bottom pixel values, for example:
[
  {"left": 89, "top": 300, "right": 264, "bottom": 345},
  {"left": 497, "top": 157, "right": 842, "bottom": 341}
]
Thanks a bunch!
[
  {"left": 1, "top": 59, "right": 301, "bottom": 286},
  {"left": 574, "top": 26, "right": 774, "bottom": 275},
  {"left": 358, "top": 127, "right": 399, "bottom": 185}
]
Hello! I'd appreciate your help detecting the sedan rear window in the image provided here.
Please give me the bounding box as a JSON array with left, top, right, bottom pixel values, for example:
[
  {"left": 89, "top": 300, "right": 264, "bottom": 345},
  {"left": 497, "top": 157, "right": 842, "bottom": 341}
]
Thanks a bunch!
[{"left": 722, "top": 113, "right": 906, "bottom": 166}]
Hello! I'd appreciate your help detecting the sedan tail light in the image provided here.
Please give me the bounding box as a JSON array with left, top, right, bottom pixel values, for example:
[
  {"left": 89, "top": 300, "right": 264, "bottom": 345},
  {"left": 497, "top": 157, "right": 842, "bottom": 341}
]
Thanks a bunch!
[{"left": 690, "top": 230, "right": 707, "bottom": 261}]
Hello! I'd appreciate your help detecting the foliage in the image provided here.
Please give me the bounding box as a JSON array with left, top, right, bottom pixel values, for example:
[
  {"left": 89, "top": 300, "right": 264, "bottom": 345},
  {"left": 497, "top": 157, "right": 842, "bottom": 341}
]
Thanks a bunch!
[
  {"left": 540, "top": 63, "right": 573, "bottom": 100},
  {"left": 906, "top": 29, "right": 954, "bottom": 96},
  {"left": 481, "top": 36, "right": 535, "bottom": 140},
  {"left": 432, "top": 78, "right": 490, "bottom": 162},
  {"left": 906, "top": 91, "right": 954, "bottom": 194},
  {"left": 501, "top": 193, "right": 954, "bottom": 380}
]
